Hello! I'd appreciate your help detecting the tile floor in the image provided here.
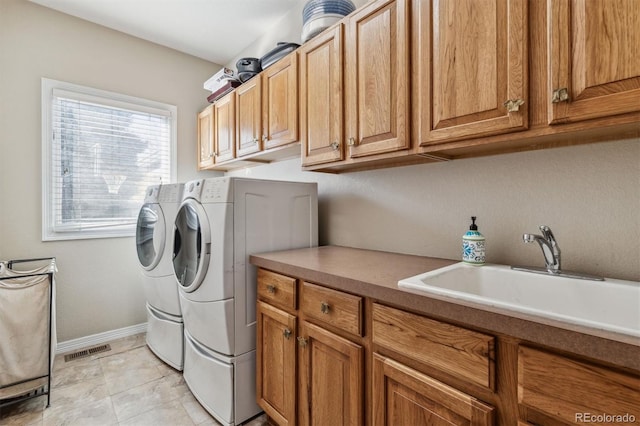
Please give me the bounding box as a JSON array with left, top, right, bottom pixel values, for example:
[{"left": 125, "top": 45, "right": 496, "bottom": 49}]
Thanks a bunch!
[{"left": 0, "top": 334, "right": 267, "bottom": 426}]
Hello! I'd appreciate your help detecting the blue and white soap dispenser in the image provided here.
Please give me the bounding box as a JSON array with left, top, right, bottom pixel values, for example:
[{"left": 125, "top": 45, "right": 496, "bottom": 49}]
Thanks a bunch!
[{"left": 462, "top": 216, "right": 485, "bottom": 265}]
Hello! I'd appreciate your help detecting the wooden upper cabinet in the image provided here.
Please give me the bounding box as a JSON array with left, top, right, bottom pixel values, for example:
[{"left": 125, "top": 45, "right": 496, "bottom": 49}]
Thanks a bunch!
[
  {"left": 262, "top": 52, "right": 298, "bottom": 150},
  {"left": 236, "top": 76, "right": 262, "bottom": 157},
  {"left": 299, "top": 24, "right": 345, "bottom": 167},
  {"left": 197, "top": 104, "right": 214, "bottom": 169},
  {"left": 213, "top": 92, "right": 236, "bottom": 163},
  {"left": 547, "top": 0, "right": 640, "bottom": 124},
  {"left": 417, "top": 0, "right": 528, "bottom": 146},
  {"left": 345, "top": 0, "right": 410, "bottom": 158}
]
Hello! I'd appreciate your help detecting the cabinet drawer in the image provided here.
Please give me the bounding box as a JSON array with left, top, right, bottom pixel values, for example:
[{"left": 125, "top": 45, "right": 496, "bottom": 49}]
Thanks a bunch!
[
  {"left": 518, "top": 346, "right": 640, "bottom": 425},
  {"left": 301, "top": 282, "right": 363, "bottom": 336},
  {"left": 372, "top": 303, "right": 495, "bottom": 390},
  {"left": 257, "top": 269, "right": 296, "bottom": 311}
]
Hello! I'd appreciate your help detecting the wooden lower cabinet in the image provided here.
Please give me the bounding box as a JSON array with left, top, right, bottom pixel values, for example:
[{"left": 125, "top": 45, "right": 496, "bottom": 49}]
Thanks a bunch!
[
  {"left": 373, "top": 354, "right": 494, "bottom": 425},
  {"left": 256, "top": 301, "right": 297, "bottom": 426},
  {"left": 255, "top": 267, "right": 639, "bottom": 426},
  {"left": 518, "top": 346, "right": 640, "bottom": 425},
  {"left": 298, "top": 321, "right": 363, "bottom": 426}
]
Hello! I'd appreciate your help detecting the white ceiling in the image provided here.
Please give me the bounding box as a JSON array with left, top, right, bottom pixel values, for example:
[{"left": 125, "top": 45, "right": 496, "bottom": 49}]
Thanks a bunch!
[{"left": 28, "top": 0, "right": 299, "bottom": 65}]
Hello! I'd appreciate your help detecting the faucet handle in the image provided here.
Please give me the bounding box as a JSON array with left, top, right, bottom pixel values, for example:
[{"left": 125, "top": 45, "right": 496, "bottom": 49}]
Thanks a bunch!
[{"left": 539, "top": 225, "right": 556, "bottom": 244}]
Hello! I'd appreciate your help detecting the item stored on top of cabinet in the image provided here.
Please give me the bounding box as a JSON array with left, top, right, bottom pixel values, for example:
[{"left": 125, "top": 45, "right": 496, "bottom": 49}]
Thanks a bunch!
[
  {"left": 203, "top": 67, "right": 235, "bottom": 92},
  {"left": 206, "top": 80, "right": 241, "bottom": 103},
  {"left": 236, "top": 57, "right": 262, "bottom": 83},
  {"left": 260, "top": 42, "right": 300, "bottom": 70},
  {"left": 302, "top": 0, "right": 355, "bottom": 42},
  {"left": 462, "top": 216, "right": 485, "bottom": 265}
]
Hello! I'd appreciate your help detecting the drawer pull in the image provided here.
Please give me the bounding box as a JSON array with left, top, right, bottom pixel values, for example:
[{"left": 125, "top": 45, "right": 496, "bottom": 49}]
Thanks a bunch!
[
  {"left": 297, "top": 336, "right": 308, "bottom": 347},
  {"left": 320, "top": 302, "right": 330, "bottom": 314},
  {"left": 283, "top": 328, "right": 292, "bottom": 340},
  {"left": 266, "top": 285, "right": 276, "bottom": 294}
]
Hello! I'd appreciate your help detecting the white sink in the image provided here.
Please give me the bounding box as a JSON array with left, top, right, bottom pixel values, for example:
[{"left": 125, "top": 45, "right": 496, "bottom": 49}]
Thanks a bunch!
[{"left": 398, "top": 262, "right": 640, "bottom": 338}]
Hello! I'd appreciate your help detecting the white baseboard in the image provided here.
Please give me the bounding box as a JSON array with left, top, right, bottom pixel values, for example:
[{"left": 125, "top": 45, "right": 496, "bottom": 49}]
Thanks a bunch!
[{"left": 57, "top": 322, "right": 147, "bottom": 354}]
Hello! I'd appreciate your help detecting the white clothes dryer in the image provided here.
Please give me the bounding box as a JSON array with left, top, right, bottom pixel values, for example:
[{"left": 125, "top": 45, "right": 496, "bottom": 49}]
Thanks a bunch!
[
  {"left": 173, "top": 177, "right": 318, "bottom": 426},
  {"left": 136, "top": 183, "right": 184, "bottom": 370}
]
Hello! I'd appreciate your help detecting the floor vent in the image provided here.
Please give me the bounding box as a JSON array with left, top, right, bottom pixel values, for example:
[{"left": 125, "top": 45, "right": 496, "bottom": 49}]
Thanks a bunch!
[{"left": 64, "top": 344, "right": 111, "bottom": 362}]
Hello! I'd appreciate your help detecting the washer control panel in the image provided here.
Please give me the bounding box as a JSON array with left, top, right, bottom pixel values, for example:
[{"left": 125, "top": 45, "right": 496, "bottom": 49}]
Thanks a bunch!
[
  {"left": 182, "top": 179, "right": 205, "bottom": 201},
  {"left": 201, "top": 177, "right": 233, "bottom": 203}
]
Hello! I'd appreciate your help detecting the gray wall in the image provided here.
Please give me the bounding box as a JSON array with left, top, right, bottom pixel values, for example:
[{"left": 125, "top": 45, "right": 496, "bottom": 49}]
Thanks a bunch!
[
  {"left": 0, "top": 0, "right": 221, "bottom": 341},
  {"left": 228, "top": 140, "right": 640, "bottom": 281}
]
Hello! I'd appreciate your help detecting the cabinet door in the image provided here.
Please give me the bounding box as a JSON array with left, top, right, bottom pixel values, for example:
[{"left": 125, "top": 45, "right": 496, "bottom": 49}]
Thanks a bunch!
[
  {"left": 299, "top": 24, "right": 345, "bottom": 166},
  {"left": 298, "top": 321, "right": 363, "bottom": 426},
  {"left": 197, "top": 104, "right": 214, "bottom": 169},
  {"left": 345, "top": 0, "right": 410, "bottom": 158},
  {"left": 373, "top": 354, "right": 494, "bottom": 426},
  {"left": 256, "top": 301, "right": 296, "bottom": 426},
  {"left": 518, "top": 346, "right": 640, "bottom": 425},
  {"left": 236, "top": 77, "right": 262, "bottom": 157},
  {"left": 548, "top": 0, "right": 640, "bottom": 124},
  {"left": 213, "top": 92, "right": 236, "bottom": 163},
  {"left": 417, "top": 0, "right": 528, "bottom": 146},
  {"left": 262, "top": 52, "right": 298, "bottom": 150}
]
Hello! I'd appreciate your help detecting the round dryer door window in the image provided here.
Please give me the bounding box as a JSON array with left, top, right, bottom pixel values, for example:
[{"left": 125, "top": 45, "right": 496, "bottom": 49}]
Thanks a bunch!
[
  {"left": 136, "top": 203, "right": 166, "bottom": 270},
  {"left": 172, "top": 199, "right": 211, "bottom": 292}
]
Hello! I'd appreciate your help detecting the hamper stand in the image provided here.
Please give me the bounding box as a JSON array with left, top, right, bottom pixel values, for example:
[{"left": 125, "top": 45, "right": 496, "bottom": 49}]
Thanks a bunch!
[{"left": 0, "top": 257, "right": 56, "bottom": 409}]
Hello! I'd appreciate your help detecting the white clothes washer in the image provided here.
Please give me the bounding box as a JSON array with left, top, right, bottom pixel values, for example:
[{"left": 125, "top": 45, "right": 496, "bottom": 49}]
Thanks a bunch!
[
  {"left": 136, "top": 183, "right": 184, "bottom": 370},
  {"left": 173, "top": 177, "right": 318, "bottom": 426}
]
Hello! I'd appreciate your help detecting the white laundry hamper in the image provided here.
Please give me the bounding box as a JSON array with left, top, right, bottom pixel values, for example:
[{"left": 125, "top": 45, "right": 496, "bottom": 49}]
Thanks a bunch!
[{"left": 0, "top": 257, "right": 56, "bottom": 408}]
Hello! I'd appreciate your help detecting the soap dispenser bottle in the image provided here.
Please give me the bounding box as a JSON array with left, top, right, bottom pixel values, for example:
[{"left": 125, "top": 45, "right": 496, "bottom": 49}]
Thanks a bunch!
[{"left": 462, "top": 216, "right": 485, "bottom": 265}]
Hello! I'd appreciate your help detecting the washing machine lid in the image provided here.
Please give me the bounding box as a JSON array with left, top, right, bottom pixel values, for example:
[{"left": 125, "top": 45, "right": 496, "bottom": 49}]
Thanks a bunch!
[
  {"left": 173, "top": 199, "right": 211, "bottom": 292},
  {"left": 136, "top": 203, "right": 166, "bottom": 271}
]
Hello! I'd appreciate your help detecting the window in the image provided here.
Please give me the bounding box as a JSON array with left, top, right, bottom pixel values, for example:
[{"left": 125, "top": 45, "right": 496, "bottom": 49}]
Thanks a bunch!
[{"left": 42, "top": 78, "right": 176, "bottom": 241}]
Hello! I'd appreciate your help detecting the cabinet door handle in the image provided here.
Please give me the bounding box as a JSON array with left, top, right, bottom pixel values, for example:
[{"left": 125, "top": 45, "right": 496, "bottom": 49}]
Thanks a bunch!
[
  {"left": 330, "top": 141, "right": 339, "bottom": 151},
  {"left": 503, "top": 99, "right": 525, "bottom": 112},
  {"left": 347, "top": 137, "right": 356, "bottom": 146},
  {"left": 266, "top": 285, "right": 276, "bottom": 294},
  {"left": 297, "top": 336, "right": 308, "bottom": 347},
  {"left": 551, "top": 88, "right": 569, "bottom": 103},
  {"left": 320, "top": 302, "right": 330, "bottom": 314},
  {"left": 283, "top": 328, "right": 292, "bottom": 340},
  {"left": 262, "top": 134, "right": 268, "bottom": 142},
  {"left": 252, "top": 137, "right": 259, "bottom": 144}
]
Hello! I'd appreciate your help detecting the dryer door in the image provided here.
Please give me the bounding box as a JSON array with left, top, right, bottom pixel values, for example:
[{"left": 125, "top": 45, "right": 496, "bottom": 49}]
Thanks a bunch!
[
  {"left": 136, "top": 203, "right": 165, "bottom": 271},
  {"left": 173, "top": 199, "right": 211, "bottom": 292}
]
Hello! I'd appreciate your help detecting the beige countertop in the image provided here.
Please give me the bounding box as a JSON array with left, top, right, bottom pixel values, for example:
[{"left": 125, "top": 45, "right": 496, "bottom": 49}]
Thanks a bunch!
[{"left": 250, "top": 245, "right": 640, "bottom": 372}]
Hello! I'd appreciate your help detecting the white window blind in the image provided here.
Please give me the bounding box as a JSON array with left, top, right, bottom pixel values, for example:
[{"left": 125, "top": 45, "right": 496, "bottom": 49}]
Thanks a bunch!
[{"left": 42, "top": 78, "right": 176, "bottom": 241}]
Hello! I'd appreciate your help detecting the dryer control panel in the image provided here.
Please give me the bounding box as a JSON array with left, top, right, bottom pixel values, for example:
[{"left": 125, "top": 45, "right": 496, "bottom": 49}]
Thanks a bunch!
[
  {"left": 143, "top": 185, "right": 160, "bottom": 203},
  {"left": 158, "top": 183, "right": 183, "bottom": 203}
]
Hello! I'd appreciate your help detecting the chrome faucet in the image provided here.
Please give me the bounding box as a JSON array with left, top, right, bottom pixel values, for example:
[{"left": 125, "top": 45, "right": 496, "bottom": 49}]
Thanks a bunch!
[
  {"left": 512, "top": 225, "right": 604, "bottom": 281},
  {"left": 523, "top": 225, "right": 561, "bottom": 273}
]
